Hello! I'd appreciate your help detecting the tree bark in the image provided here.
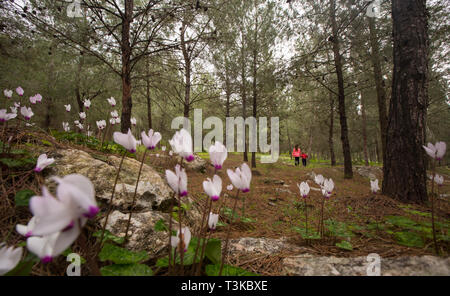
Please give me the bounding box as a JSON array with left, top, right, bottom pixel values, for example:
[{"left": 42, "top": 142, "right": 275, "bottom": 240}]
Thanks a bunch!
[
  {"left": 120, "top": 0, "right": 134, "bottom": 133},
  {"left": 251, "top": 20, "right": 258, "bottom": 168},
  {"left": 240, "top": 37, "right": 248, "bottom": 162},
  {"left": 146, "top": 56, "right": 152, "bottom": 130},
  {"left": 330, "top": 0, "right": 353, "bottom": 178},
  {"left": 329, "top": 92, "right": 336, "bottom": 166},
  {"left": 382, "top": 0, "right": 429, "bottom": 203},
  {"left": 181, "top": 21, "right": 191, "bottom": 119},
  {"left": 361, "top": 91, "right": 369, "bottom": 166},
  {"left": 368, "top": 17, "right": 388, "bottom": 164}
]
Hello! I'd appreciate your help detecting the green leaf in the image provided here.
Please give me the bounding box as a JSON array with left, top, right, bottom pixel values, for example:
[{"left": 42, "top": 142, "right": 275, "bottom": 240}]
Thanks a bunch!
[
  {"left": 292, "top": 226, "right": 321, "bottom": 239},
  {"left": 336, "top": 240, "right": 353, "bottom": 251},
  {"left": 205, "top": 238, "right": 221, "bottom": 265},
  {"left": 100, "top": 264, "right": 153, "bottom": 276},
  {"left": 14, "top": 189, "right": 35, "bottom": 207},
  {"left": 4, "top": 260, "right": 35, "bottom": 276},
  {"left": 93, "top": 230, "right": 125, "bottom": 244},
  {"left": 41, "top": 140, "right": 52, "bottom": 146},
  {"left": 99, "top": 243, "right": 149, "bottom": 264},
  {"left": 241, "top": 217, "right": 256, "bottom": 223},
  {"left": 217, "top": 221, "right": 228, "bottom": 227},
  {"left": 325, "top": 219, "right": 354, "bottom": 238},
  {"left": 154, "top": 219, "right": 168, "bottom": 232},
  {"left": 205, "top": 264, "right": 259, "bottom": 276},
  {"left": 394, "top": 231, "right": 424, "bottom": 248}
]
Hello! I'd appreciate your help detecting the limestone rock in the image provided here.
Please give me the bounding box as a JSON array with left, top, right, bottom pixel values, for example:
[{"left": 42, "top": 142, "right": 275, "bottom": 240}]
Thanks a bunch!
[
  {"left": 282, "top": 254, "right": 450, "bottom": 276},
  {"left": 49, "top": 149, "right": 172, "bottom": 212},
  {"left": 101, "top": 210, "right": 169, "bottom": 258},
  {"left": 354, "top": 166, "right": 382, "bottom": 180}
]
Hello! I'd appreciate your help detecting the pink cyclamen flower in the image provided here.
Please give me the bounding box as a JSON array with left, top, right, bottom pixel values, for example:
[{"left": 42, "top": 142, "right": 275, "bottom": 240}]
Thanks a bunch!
[
  {"left": 165, "top": 164, "right": 188, "bottom": 197},
  {"left": 170, "top": 226, "right": 191, "bottom": 253},
  {"left": 370, "top": 179, "right": 380, "bottom": 194},
  {"left": 20, "top": 106, "right": 33, "bottom": 120},
  {"left": 29, "top": 95, "right": 37, "bottom": 104},
  {"left": 209, "top": 141, "right": 227, "bottom": 170},
  {"left": 227, "top": 163, "right": 252, "bottom": 193},
  {"left": 169, "top": 128, "right": 194, "bottom": 162},
  {"left": 141, "top": 129, "right": 162, "bottom": 150},
  {"left": 35, "top": 94, "right": 42, "bottom": 103},
  {"left": 423, "top": 142, "right": 446, "bottom": 161},
  {"left": 65, "top": 104, "right": 71, "bottom": 112},
  {"left": 130, "top": 117, "right": 137, "bottom": 126},
  {"left": 16, "top": 87, "right": 24, "bottom": 96},
  {"left": 227, "top": 184, "right": 233, "bottom": 191},
  {"left": 322, "top": 178, "right": 334, "bottom": 199},
  {"left": 111, "top": 110, "right": 118, "bottom": 118},
  {"left": 208, "top": 212, "right": 219, "bottom": 230},
  {"left": 79, "top": 112, "right": 86, "bottom": 120},
  {"left": 298, "top": 181, "right": 310, "bottom": 198},
  {"left": 203, "top": 175, "right": 222, "bottom": 201},
  {"left": 62, "top": 122, "right": 70, "bottom": 132},
  {"left": 0, "top": 109, "right": 17, "bottom": 122},
  {"left": 34, "top": 154, "right": 55, "bottom": 172},
  {"left": 4, "top": 89, "right": 13, "bottom": 98},
  {"left": 0, "top": 244, "right": 23, "bottom": 275},
  {"left": 113, "top": 129, "right": 137, "bottom": 153}
]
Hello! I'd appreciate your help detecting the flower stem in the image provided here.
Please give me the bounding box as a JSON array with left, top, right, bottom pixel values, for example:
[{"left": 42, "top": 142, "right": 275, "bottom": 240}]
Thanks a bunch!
[
  {"left": 196, "top": 199, "right": 213, "bottom": 275},
  {"left": 124, "top": 149, "right": 148, "bottom": 243},
  {"left": 219, "top": 189, "right": 240, "bottom": 276},
  {"left": 430, "top": 160, "right": 439, "bottom": 255},
  {"left": 98, "top": 151, "right": 126, "bottom": 252}
]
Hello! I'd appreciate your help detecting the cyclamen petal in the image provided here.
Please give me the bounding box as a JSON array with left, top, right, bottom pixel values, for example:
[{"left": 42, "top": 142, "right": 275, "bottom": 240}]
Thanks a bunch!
[
  {"left": 34, "top": 154, "right": 55, "bottom": 172},
  {"left": 113, "top": 129, "right": 137, "bottom": 153},
  {"left": 298, "top": 181, "right": 310, "bottom": 198},
  {"left": 227, "top": 163, "right": 252, "bottom": 192},
  {"left": 208, "top": 213, "right": 219, "bottom": 230},
  {"left": 170, "top": 227, "right": 191, "bottom": 252},
  {"left": 209, "top": 141, "right": 227, "bottom": 169},
  {"left": 141, "top": 129, "right": 162, "bottom": 150},
  {"left": 370, "top": 179, "right": 380, "bottom": 193},
  {"left": 203, "top": 175, "right": 222, "bottom": 201},
  {"left": 0, "top": 245, "right": 23, "bottom": 275},
  {"left": 169, "top": 129, "right": 194, "bottom": 161}
]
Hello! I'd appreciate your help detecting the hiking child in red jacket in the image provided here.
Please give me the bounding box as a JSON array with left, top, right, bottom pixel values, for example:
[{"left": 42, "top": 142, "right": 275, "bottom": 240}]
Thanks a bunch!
[
  {"left": 301, "top": 152, "right": 308, "bottom": 167},
  {"left": 292, "top": 144, "right": 301, "bottom": 166}
]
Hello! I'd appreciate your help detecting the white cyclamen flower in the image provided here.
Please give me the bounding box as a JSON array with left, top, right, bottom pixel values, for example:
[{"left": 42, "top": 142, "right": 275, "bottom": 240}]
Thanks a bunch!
[
  {"left": 227, "top": 184, "right": 233, "bottom": 191},
  {"left": 20, "top": 106, "right": 34, "bottom": 120},
  {"left": 84, "top": 99, "right": 91, "bottom": 109},
  {"left": 113, "top": 129, "right": 137, "bottom": 153},
  {"left": 16, "top": 86, "right": 24, "bottom": 96},
  {"left": 29, "top": 95, "right": 37, "bottom": 104},
  {"left": 130, "top": 117, "right": 137, "bottom": 126},
  {"left": 0, "top": 109, "right": 17, "bottom": 122},
  {"left": 34, "top": 154, "right": 55, "bottom": 172},
  {"left": 107, "top": 97, "right": 116, "bottom": 107},
  {"left": 165, "top": 164, "right": 188, "bottom": 197},
  {"left": 170, "top": 226, "right": 191, "bottom": 253},
  {"left": 423, "top": 142, "right": 446, "bottom": 161},
  {"left": 370, "top": 179, "right": 380, "bottom": 193},
  {"left": 434, "top": 174, "right": 444, "bottom": 186},
  {"left": 208, "top": 212, "right": 219, "bottom": 230},
  {"left": 227, "top": 163, "right": 252, "bottom": 193},
  {"left": 169, "top": 128, "right": 194, "bottom": 162},
  {"left": 298, "top": 181, "right": 310, "bottom": 198},
  {"left": 0, "top": 244, "right": 23, "bottom": 275},
  {"left": 65, "top": 104, "right": 71, "bottom": 112},
  {"left": 111, "top": 110, "right": 118, "bottom": 118},
  {"left": 314, "top": 174, "right": 324, "bottom": 186},
  {"left": 141, "top": 129, "right": 162, "bottom": 150},
  {"left": 79, "top": 112, "right": 86, "bottom": 120},
  {"left": 209, "top": 141, "right": 227, "bottom": 170},
  {"left": 4, "top": 89, "right": 13, "bottom": 98},
  {"left": 203, "top": 175, "right": 222, "bottom": 201}
]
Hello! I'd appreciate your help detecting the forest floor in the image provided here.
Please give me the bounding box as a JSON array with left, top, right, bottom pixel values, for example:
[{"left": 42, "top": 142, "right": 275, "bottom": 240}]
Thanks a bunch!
[
  {"left": 1, "top": 128, "right": 449, "bottom": 276},
  {"left": 149, "top": 151, "right": 450, "bottom": 260}
]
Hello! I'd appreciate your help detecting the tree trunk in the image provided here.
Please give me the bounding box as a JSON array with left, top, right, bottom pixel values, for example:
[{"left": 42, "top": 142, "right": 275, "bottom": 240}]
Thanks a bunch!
[
  {"left": 382, "top": 0, "right": 429, "bottom": 203},
  {"left": 75, "top": 56, "right": 84, "bottom": 112},
  {"left": 241, "top": 38, "right": 248, "bottom": 162},
  {"left": 181, "top": 21, "right": 191, "bottom": 119},
  {"left": 251, "top": 26, "right": 258, "bottom": 168},
  {"left": 224, "top": 60, "right": 231, "bottom": 147},
  {"left": 368, "top": 17, "right": 388, "bottom": 164},
  {"left": 361, "top": 91, "right": 369, "bottom": 166},
  {"left": 329, "top": 93, "right": 336, "bottom": 166},
  {"left": 120, "top": 0, "right": 133, "bottom": 133},
  {"left": 146, "top": 56, "right": 152, "bottom": 130},
  {"left": 330, "top": 0, "right": 353, "bottom": 178}
]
